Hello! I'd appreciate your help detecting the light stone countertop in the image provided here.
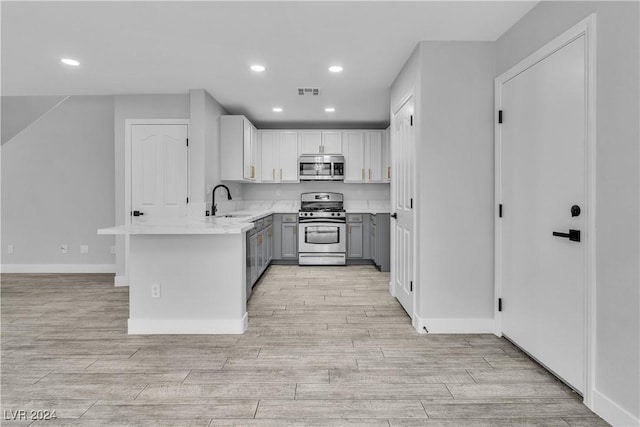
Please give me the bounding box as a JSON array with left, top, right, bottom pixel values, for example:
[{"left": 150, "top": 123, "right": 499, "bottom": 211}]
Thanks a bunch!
[
  {"left": 98, "top": 200, "right": 391, "bottom": 235},
  {"left": 98, "top": 212, "right": 267, "bottom": 236}
]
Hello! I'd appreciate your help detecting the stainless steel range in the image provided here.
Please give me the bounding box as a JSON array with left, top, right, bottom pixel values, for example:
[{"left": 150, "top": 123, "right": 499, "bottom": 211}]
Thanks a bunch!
[{"left": 298, "top": 192, "right": 346, "bottom": 266}]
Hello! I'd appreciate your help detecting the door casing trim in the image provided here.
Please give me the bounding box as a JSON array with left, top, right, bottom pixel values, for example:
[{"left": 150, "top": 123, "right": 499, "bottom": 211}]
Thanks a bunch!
[{"left": 494, "top": 13, "right": 596, "bottom": 409}]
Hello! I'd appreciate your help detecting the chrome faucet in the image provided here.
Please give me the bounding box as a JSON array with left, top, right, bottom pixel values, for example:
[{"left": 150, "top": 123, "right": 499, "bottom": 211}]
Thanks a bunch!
[{"left": 212, "top": 184, "right": 232, "bottom": 216}]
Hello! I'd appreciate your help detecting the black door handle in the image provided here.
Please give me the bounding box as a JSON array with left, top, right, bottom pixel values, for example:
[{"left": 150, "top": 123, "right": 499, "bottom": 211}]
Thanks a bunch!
[
  {"left": 390, "top": 213, "right": 398, "bottom": 219},
  {"left": 132, "top": 210, "right": 144, "bottom": 217},
  {"left": 552, "top": 229, "right": 580, "bottom": 242}
]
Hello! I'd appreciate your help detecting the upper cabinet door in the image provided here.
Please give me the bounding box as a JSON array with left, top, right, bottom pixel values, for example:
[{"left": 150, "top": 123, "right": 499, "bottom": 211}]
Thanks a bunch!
[
  {"left": 322, "top": 131, "right": 342, "bottom": 154},
  {"left": 344, "top": 131, "right": 365, "bottom": 182},
  {"left": 279, "top": 131, "right": 299, "bottom": 182},
  {"left": 221, "top": 115, "right": 257, "bottom": 182},
  {"left": 242, "top": 119, "right": 255, "bottom": 180},
  {"left": 366, "top": 131, "right": 383, "bottom": 182},
  {"left": 299, "top": 131, "right": 322, "bottom": 154},
  {"left": 260, "top": 131, "right": 278, "bottom": 182},
  {"left": 383, "top": 127, "right": 391, "bottom": 182}
]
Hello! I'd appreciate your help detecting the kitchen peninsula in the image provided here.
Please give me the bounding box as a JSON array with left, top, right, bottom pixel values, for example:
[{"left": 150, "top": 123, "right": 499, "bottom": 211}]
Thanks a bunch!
[{"left": 98, "top": 215, "right": 260, "bottom": 335}]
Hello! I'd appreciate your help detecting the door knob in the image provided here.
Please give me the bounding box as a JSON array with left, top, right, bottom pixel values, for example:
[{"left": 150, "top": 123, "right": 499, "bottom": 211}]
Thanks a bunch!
[
  {"left": 132, "top": 210, "right": 144, "bottom": 217},
  {"left": 552, "top": 229, "right": 581, "bottom": 242},
  {"left": 391, "top": 213, "right": 398, "bottom": 219}
]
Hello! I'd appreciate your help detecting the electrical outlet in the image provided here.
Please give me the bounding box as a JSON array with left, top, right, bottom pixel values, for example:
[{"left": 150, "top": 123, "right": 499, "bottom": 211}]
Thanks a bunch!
[
  {"left": 61, "top": 244, "right": 68, "bottom": 254},
  {"left": 7, "top": 245, "right": 14, "bottom": 254},
  {"left": 151, "top": 283, "right": 161, "bottom": 298},
  {"left": 110, "top": 246, "right": 116, "bottom": 254},
  {"left": 80, "top": 245, "right": 89, "bottom": 254}
]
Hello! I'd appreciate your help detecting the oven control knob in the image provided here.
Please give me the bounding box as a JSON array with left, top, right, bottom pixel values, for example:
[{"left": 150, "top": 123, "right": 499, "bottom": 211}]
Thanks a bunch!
[
  {"left": 332, "top": 213, "right": 335, "bottom": 216},
  {"left": 310, "top": 213, "right": 313, "bottom": 216}
]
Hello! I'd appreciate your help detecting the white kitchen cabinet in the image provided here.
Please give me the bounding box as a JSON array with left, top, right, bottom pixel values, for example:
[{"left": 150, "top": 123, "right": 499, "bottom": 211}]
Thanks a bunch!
[
  {"left": 279, "top": 131, "right": 299, "bottom": 182},
  {"left": 221, "top": 115, "right": 257, "bottom": 182},
  {"left": 343, "top": 130, "right": 384, "bottom": 183},
  {"left": 299, "top": 130, "right": 342, "bottom": 154},
  {"left": 383, "top": 126, "right": 391, "bottom": 182},
  {"left": 260, "top": 131, "right": 278, "bottom": 182},
  {"left": 344, "top": 131, "right": 365, "bottom": 182},
  {"left": 259, "top": 130, "right": 299, "bottom": 183},
  {"left": 366, "top": 131, "right": 383, "bottom": 182},
  {"left": 322, "top": 131, "right": 342, "bottom": 154}
]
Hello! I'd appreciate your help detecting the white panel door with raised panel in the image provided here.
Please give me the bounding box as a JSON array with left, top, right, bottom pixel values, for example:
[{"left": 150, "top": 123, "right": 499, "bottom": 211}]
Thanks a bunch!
[
  {"left": 131, "top": 124, "right": 188, "bottom": 220},
  {"left": 391, "top": 98, "right": 415, "bottom": 317}
]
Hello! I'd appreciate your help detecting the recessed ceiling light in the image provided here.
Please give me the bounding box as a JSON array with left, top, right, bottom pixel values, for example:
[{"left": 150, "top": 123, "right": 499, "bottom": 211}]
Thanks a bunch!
[
  {"left": 272, "top": 107, "right": 283, "bottom": 112},
  {"left": 250, "top": 65, "right": 265, "bottom": 72},
  {"left": 328, "top": 66, "right": 343, "bottom": 73},
  {"left": 61, "top": 58, "right": 80, "bottom": 66},
  {"left": 325, "top": 107, "right": 335, "bottom": 112}
]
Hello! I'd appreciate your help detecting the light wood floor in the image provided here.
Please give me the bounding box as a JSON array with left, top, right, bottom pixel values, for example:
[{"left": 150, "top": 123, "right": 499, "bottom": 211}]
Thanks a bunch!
[{"left": 1, "top": 266, "right": 607, "bottom": 426}]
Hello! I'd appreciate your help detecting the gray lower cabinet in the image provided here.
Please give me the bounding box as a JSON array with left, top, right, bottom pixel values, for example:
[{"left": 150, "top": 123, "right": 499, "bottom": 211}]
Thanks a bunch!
[
  {"left": 281, "top": 223, "right": 298, "bottom": 258},
  {"left": 246, "top": 215, "right": 274, "bottom": 300},
  {"left": 370, "top": 213, "right": 390, "bottom": 272},
  {"left": 347, "top": 214, "right": 364, "bottom": 258},
  {"left": 272, "top": 214, "right": 298, "bottom": 261}
]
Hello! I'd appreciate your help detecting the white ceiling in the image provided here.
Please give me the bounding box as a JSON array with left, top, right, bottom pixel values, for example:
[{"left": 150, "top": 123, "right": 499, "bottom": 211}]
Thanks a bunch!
[{"left": 1, "top": 1, "right": 538, "bottom": 127}]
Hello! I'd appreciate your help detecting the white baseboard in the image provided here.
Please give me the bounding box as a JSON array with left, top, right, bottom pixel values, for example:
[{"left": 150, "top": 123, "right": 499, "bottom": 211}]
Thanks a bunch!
[
  {"left": 415, "top": 316, "right": 495, "bottom": 334},
  {"left": 592, "top": 388, "right": 639, "bottom": 427},
  {"left": 114, "top": 275, "right": 129, "bottom": 287},
  {"left": 128, "top": 313, "right": 248, "bottom": 335},
  {"left": 1, "top": 264, "right": 116, "bottom": 274},
  {"left": 388, "top": 281, "right": 395, "bottom": 297}
]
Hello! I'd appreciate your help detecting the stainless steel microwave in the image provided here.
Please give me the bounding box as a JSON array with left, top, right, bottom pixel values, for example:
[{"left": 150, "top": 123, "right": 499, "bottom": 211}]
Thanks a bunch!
[{"left": 298, "top": 155, "right": 345, "bottom": 181}]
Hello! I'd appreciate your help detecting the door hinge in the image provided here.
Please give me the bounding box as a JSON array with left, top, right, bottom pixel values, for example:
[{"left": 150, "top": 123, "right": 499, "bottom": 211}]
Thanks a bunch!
[
  {"left": 186, "top": 197, "right": 189, "bottom": 204},
  {"left": 498, "top": 110, "right": 503, "bottom": 124},
  {"left": 410, "top": 198, "right": 413, "bottom": 209},
  {"left": 498, "top": 298, "right": 503, "bottom": 312},
  {"left": 499, "top": 204, "right": 503, "bottom": 218},
  {"left": 410, "top": 115, "right": 413, "bottom": 126},
  {"left": 410, "top": 281, "right": 413, "bottom": 292},
  {"left": 186, "top": 138, "right": 189, "bottom": 147}
]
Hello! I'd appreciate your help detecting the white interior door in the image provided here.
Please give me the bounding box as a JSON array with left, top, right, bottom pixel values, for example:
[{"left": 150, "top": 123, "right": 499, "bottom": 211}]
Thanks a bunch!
[
  {"left": 391, "top": 97, "right": 415, "bottom": 317},
  {"left": 131, "top": 124, "right": 188, "bottom": 221},
  {"left": 499, "top": 35, "right": 586, "bottom": 392}
]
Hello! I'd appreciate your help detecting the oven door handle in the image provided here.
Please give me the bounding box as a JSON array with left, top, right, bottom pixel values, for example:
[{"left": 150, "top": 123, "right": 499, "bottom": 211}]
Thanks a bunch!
[{"left": 299, "top": 219, "right": 346, "bottom": 224}]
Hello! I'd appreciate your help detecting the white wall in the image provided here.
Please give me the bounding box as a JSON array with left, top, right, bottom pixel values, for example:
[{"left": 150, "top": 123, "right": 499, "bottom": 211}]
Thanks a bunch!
[
  {"left": 203, "top": 91, "right": 242, "bottom": 210},
  {"left": 496, "top": 2, "right": 639, "bottom": 424},
  {"left": 242, "top": 182, "right": 389, "bottom": 202},
  {"left": 390, "top": 42, "right": 496, "bottom": 330},
  {"left": 113, "top": 94, "right": 190, "bottom": 278},
  {"left": 419, "top": 42, "right": 496, "bottom": 322},
  {"left": 1, "top": 96, "right": 115, "bottom": 270}
]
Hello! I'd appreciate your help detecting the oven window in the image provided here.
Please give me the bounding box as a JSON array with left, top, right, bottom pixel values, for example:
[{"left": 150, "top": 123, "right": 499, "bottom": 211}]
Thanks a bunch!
[
  {"left": 304, "top": 226, "right": 340, "bottom": 244},
  {"left": 300, "top": 162, "right": 331, "bottom": 176}
]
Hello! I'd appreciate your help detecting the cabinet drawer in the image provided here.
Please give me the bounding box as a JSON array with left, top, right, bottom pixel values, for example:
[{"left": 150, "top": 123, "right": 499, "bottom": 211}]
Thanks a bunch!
[
  {"left": 347, "top": 214, "right": 363, "bottom": 223},
  {"left": 281, "top": 214, "right": 297, "bottom": 223},
  {"left": 255, "top": 219, "right": 265, "bottom": 229},
  {"left": 264, "top": 215, "right": 273, "bottom": 225}
]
